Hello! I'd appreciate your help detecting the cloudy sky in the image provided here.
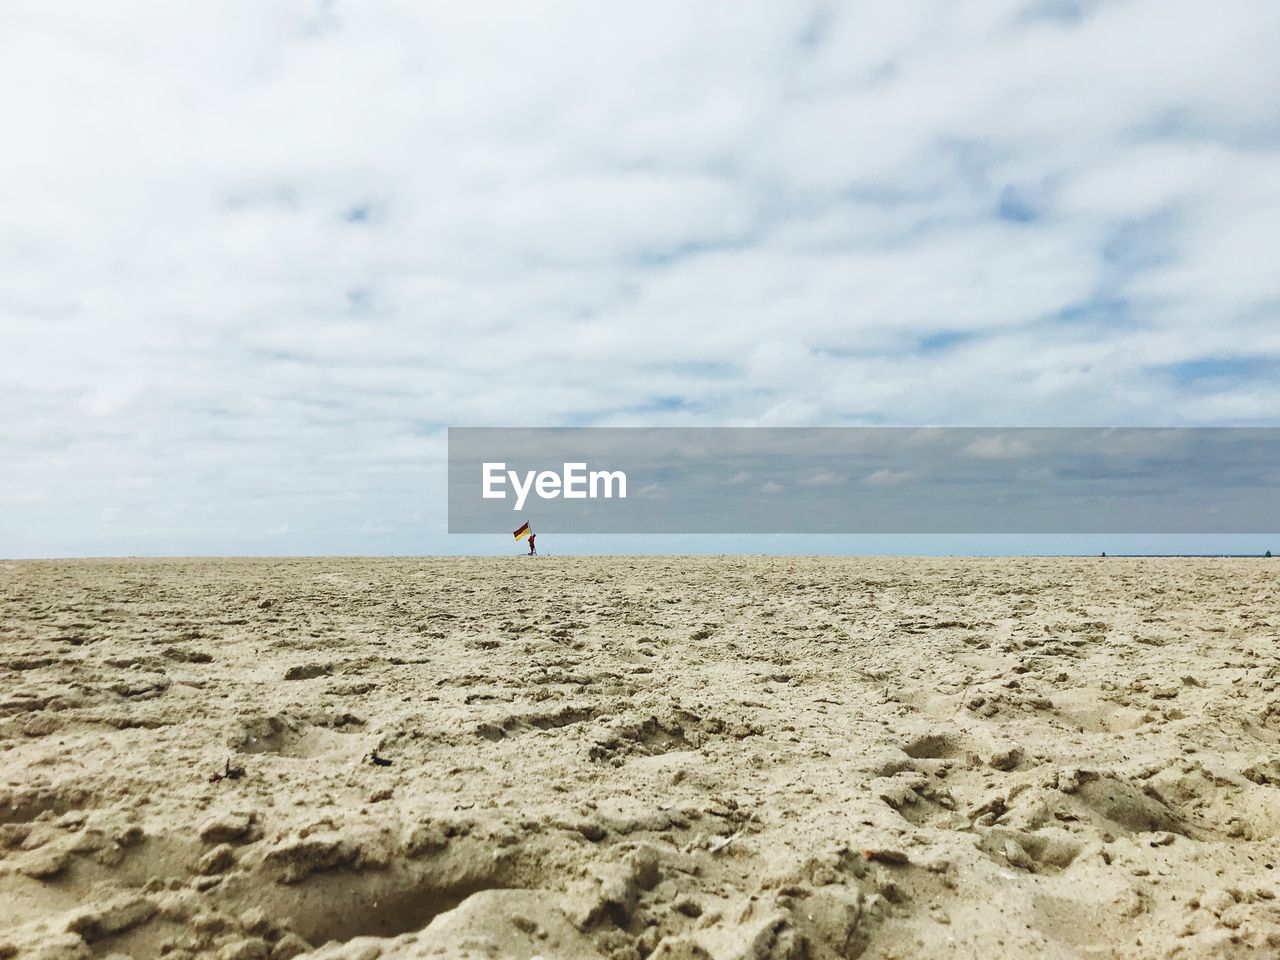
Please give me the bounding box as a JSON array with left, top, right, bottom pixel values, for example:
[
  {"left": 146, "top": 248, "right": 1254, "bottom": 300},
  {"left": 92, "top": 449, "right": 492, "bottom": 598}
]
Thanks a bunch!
[{"left": 3, "top": 0, "right": 1279, "bottom": 557}]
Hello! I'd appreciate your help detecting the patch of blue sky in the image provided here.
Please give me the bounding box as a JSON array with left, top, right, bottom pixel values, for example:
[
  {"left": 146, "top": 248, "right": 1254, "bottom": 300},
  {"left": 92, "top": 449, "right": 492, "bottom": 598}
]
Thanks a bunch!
[
  {"left": 996, "top": 185, "right": 1039, "bottom": 223},
  {"left": 917, "top": 330, "right": 978, "bottom": 353},
  {"left": 1165, "top": 357, "right": 1278, "bottom": 385},
  {"left": 1050, "top": 297, "right": 1137, "bottom": 333},
  {"left": 345, "top": 286, "right": 374, "bottom": 312},
  {"left": 633, "top": 236, "right": 751, "bottom": 270},
  {"left": 343, "top": 203, "right": 373, "bottom": 223},
  {"left": 1018, "top": 0, "right": 1098, "bottom": 25},
  {"left": 797, "top": 6, "right": 832, "bottom": 50}
]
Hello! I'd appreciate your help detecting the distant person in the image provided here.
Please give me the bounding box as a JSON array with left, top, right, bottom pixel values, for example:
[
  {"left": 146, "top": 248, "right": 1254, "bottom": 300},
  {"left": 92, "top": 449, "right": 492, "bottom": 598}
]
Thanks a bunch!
[
  {"left": 528, "top": 532, "right": 536, "bottom": 556},
  {"left": 1267, "top": 550, "right": 1273, "bottom": 558}
]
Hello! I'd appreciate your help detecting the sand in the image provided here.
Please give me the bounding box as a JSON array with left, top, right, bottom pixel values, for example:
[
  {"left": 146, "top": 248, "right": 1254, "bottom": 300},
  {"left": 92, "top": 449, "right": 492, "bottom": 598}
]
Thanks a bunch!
[{"left": 1, "top": 556, "right": 1278, "bottom": 959}]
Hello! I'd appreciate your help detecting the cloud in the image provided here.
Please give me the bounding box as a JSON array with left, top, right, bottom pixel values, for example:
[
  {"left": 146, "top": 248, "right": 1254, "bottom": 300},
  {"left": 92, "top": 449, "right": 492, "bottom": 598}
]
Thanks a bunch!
[
  {"left": 964, "top": 436, "right": 1036, "bottom": 460},
  {"left": 800, "top": 470, "right": 842, "bottom": 486},
  {"left": 862, "top": 468, "right": 918, "bottom": 487},
  {"left": 1014, "top": 466, "right": 1056, "bottom": 483},
  {"left": 1, "top": 0, "right": 1278, "bottom": 555}
]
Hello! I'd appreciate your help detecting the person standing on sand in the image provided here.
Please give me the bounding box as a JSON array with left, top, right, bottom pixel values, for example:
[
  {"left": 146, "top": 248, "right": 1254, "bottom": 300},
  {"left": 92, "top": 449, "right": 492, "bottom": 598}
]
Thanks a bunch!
[{"left": 528, "top": 532, "right": 536, "bottom": 556}]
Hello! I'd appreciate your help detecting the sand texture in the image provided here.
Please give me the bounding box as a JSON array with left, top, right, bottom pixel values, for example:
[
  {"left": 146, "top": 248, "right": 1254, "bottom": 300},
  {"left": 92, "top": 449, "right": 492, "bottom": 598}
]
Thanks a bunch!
[{"left": 1, "top": 556, "right": 1278, "bottom": 959}]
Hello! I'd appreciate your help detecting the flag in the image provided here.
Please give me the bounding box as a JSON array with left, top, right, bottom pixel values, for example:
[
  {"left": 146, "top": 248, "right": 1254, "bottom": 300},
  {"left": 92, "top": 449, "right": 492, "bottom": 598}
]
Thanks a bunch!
[{"left": 513, "top": 521, "right": 530, "bottom": 541}]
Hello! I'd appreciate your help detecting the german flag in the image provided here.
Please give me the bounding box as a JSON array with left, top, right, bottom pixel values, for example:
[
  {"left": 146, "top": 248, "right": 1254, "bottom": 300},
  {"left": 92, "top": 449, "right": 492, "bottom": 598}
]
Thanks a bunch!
[{"left": 513, "top": 521, "right": 530, "bottom": 541}]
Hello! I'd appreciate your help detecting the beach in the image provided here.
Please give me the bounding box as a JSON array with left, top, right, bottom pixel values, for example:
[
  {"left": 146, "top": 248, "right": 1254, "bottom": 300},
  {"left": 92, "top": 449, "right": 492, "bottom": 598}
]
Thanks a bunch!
[{"left": 1, "top": 556, "right": 1277, "bottom": 958}]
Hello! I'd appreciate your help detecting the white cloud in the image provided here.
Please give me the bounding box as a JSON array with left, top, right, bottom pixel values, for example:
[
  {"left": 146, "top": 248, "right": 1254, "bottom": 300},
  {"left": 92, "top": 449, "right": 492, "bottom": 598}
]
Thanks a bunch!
[
  {"left": 801, "top": 470, "right": 842, "bottom": 487},
  {"left": 862, "top": 468, "right": 918, "bottom": 487},
  {"left": 1, "top": 0, "right": 1278, "bottom": 555},
  {"left": 964, "top": 436, "right": 1036, "bottom": 460}
]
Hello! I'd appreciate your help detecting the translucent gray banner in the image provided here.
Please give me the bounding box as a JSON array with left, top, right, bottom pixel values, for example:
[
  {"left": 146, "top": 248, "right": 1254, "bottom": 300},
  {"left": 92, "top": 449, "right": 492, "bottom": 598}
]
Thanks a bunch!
[{"left": 447, "top": 428, "right": 1280, "bottom": 534}]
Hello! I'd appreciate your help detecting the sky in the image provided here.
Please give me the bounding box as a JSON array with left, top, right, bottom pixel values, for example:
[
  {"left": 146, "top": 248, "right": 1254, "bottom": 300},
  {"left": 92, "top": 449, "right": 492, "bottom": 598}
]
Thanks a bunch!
[{"left": 2, "top": 0, "right": 1279, "bottom": 558}]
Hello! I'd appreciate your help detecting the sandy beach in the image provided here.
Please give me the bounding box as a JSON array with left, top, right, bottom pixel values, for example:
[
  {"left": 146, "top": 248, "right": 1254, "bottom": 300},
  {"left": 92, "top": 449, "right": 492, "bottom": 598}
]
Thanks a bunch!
[{"left": 1, "top": 557, "right": 1277, "bottom": 959}]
